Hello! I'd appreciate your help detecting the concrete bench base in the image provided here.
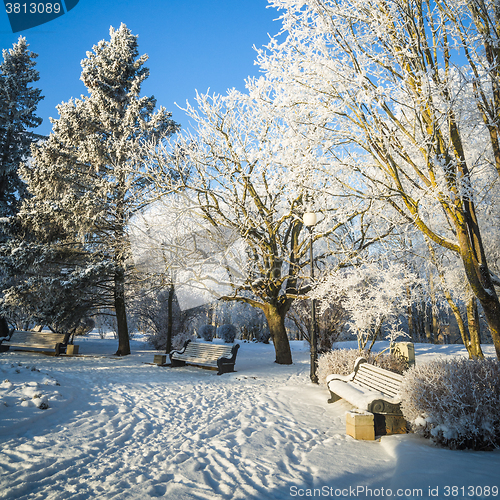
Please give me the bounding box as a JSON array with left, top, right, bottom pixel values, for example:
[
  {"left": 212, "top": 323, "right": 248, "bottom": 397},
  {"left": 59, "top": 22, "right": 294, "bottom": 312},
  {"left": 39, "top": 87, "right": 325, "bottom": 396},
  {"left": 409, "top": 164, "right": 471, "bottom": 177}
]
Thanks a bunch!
[
  {"left": 153, "top": 354, "right": 167, "bottom": 365},
  {"left": 346, "top": 410, "right": 375, "bottom": 441},
  {"left": 66, "top": 345, "right": 79, "bottom": 356}
]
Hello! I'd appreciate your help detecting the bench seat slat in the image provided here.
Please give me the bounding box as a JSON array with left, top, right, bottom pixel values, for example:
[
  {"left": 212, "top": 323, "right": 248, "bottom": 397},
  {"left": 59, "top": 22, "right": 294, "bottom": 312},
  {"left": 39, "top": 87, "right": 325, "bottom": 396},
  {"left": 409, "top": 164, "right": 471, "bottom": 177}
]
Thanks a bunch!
[
  {"left": 357, "top": 363, "right": 404, "bottom": 382},
  {"left": 355, "top": 368, "right": 401, "bottom": 385},
  {"left": 354, "top": 371, "right": 401, "bottom": 395},
  {"left": 354, "top": 371, "right": 401, "bottom": 390},
  {"left": 182, "top": 347, "right": 232, "bottom": 355},
  {"left": 4, "top": 343, "right": 60, "bottom": 348},
  {"left": 352, "top": 378, "right": 399, "bottom": 398}
]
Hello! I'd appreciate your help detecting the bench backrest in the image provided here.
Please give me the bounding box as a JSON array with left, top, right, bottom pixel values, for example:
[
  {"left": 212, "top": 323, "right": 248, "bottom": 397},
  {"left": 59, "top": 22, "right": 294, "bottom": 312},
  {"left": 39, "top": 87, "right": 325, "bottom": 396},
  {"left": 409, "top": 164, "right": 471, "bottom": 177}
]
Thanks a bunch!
[
  {"left": 5, "top": 330, "right": 67, "bottom": 347},
  {"left": 173, "top": 342, "right": 235, "bottom": 363},
  {"left": 353, "top": 362, "right": 403, "bottom": 399}
]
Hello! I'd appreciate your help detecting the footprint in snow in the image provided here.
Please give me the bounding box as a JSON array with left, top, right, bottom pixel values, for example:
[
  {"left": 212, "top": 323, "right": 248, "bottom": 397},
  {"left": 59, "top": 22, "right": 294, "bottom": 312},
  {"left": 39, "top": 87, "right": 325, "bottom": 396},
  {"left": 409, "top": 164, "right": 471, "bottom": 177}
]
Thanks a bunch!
[{"left": 172, "top": 451, "right": 190, "bottom": 464}]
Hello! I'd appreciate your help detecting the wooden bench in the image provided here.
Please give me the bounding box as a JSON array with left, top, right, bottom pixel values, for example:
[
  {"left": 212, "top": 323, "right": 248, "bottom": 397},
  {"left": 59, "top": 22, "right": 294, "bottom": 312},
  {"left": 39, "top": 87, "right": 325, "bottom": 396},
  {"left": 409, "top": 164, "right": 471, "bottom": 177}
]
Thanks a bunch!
[
  {"left": 169, "top": 340, "right": 239, "bottom": 375},
  {"left": 326, "top": 357, "right": 407, "bottom": 436},
  {"left": 0, "top": 330, "right": 70, "bottom": 356}
]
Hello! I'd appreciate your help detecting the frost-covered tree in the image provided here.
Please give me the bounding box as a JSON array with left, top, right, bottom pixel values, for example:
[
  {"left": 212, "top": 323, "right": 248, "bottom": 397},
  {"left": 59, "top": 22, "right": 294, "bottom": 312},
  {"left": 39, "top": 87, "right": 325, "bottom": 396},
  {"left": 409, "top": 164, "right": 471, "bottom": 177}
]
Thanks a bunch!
[
  {"left": 0, "top": 36, "right": 43, "bottom": 219},
  {"left": 258, "top": 0, "right": 500, "bottom": 359},
  {"left": 141, "top": 89, "right": 389, "bottom": 364},
  {"left": 312, "top": 260, "right": 419, "bottom": 351},
  {"left": 4, "top": 25, "right": 178, "bottom": 355}
]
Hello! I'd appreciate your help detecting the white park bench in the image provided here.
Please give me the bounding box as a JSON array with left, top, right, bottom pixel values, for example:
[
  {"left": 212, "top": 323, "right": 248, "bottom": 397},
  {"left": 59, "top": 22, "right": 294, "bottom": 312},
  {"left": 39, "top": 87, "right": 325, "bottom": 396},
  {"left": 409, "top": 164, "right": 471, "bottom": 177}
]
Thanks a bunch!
[
  {"left": 169, "top": 340, "right": 239, "bottom": 375},
  {"left": 326, "top": 357, "right": 407, "bottom": 436}
]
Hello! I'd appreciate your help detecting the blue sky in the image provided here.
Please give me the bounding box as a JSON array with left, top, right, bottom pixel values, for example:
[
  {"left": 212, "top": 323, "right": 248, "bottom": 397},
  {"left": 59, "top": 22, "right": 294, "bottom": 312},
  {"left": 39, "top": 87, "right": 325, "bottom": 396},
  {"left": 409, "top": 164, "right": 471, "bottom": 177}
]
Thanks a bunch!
[{"left": 0, "top": 0, "right": 281, "bottom": 136}]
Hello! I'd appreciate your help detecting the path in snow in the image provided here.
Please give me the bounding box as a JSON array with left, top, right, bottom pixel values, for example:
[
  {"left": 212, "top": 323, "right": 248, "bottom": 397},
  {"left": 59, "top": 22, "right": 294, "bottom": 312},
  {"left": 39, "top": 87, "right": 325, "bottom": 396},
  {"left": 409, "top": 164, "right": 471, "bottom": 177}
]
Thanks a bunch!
[{"left": 0, "top": 339, "right": 498, "bottom": 499}]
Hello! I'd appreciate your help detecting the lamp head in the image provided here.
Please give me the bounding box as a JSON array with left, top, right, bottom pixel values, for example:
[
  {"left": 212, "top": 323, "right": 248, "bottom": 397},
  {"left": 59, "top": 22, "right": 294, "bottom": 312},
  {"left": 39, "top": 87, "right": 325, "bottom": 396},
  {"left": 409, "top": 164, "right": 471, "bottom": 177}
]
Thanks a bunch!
[{"left": 303, "top": 212, "right": 317, "bottom": 227}]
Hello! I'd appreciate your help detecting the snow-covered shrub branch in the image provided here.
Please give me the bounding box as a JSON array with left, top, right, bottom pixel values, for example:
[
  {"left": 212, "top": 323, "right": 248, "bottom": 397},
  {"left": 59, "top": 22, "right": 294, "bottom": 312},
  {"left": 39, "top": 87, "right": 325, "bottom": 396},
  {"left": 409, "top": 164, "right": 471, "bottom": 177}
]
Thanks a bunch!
[
  {"left": 218, "top": 324, "right": 237, "bottom": 343},
  {"left": 400, "top": 358, "right": 500, "bottom": 450}
]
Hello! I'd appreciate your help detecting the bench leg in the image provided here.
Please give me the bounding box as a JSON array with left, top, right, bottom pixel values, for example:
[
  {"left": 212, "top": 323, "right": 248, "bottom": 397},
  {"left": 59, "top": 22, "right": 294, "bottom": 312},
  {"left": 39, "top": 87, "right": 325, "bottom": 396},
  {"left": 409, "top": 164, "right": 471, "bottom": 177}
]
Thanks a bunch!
[
  {"left": 170, "top": 359, "right": 186, "bottom": 368},
  {"left": 217, "top": 362, "right": 235, "bottom": 375},
  {"left": 327, "top": 390, "right": 342, "bottom": 404}
]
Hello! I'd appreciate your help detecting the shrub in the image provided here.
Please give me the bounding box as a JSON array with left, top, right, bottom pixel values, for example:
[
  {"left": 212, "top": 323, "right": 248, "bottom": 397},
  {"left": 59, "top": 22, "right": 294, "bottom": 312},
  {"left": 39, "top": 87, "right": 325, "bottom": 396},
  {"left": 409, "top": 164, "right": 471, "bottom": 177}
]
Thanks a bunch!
[
  {"left": 171, "top": 330, "right": 196, "bottom": 351},
  {"left": 317, "top": 348, "right": 406, "bottom": 385},
  {"left": 73, "top": 317, "right": 95, "bottom": 336},
  {"left": 146, "top": 329, "right": 195, "bottom": 351},
  {"left": 218, "top": 324, "right": 237, "bottom": 343},
  {"left": 198, "top": 324, "right": 215, "bottom": 341},
  {"left": 256, "top": 330, "right": 271, "bottom": 343},
  {"left": 400, "top": 358, "right": 500, "bottom": 450}
]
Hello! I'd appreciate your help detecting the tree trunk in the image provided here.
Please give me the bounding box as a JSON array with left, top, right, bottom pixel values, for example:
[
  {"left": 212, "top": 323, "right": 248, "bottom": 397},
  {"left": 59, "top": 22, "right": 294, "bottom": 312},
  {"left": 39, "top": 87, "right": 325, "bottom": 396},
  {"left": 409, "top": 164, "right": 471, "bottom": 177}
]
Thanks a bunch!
[
  {"left": 456, "top": 221, "right": 500, "bottom": 360},
  {"left": 165, "top": 282, "right": 174, "bottom": 354},
  {"left": 431, "top": 296, "right": 440, "bottom": 343},
  {"left": 263, "top": 302, "right": 292, "bottom": 365},
  {"left": 473, "top": 291, "right": 500, "bottom": 359},
  {"left": 466, "top": 295, "right": 484, "bottom": 359},
  {"left": 114, "top": 268, "right": 130, "bottom": 356},
  {"left": 443, "top": 290, "right": 474, "bottom": 355},
  {"left": 428, "top": 274, "right": 437, "bottom": 343},
  {"left": 406, "top": 285, "right": 416, "bottom": 341}
]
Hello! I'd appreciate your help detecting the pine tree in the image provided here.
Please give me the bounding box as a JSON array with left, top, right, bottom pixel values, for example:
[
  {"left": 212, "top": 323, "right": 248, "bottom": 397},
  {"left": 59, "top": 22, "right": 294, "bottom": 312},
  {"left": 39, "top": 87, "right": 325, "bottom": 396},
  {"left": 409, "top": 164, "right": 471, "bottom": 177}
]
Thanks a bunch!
[
  {"left": 0, "top": 37, "right": 43, "bottom": 219},
  {"left": 8, "top": 24, "right": 178, "bottom": 354}
]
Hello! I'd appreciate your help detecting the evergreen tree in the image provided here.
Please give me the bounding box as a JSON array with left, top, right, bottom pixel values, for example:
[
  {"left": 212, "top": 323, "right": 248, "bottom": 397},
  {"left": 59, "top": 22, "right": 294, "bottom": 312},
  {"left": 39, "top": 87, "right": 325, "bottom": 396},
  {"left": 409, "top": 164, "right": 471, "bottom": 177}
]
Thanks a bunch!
[
  {"left": 5, "top": 24, "right": 178, "bottom": 354},
  {"left": 0, "top": 37, "right": 43, "bottom": 218}
]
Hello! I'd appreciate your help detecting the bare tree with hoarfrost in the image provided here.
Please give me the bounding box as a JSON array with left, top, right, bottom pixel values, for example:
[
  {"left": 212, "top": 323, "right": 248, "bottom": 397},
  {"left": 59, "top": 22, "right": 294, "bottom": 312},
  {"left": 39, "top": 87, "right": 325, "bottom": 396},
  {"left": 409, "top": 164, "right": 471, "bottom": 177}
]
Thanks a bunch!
[
  {"left": 257, "top": 0, "right": 500, "bottom": 359},
  {"left": 141, "top": 89, "right": 385, "bottom": 364},
  {"left": 312, "top": 259, "right": 419, "bottom": 351},
  {"left": 2, "top": 25, "right": 178, "bottom": 354}
]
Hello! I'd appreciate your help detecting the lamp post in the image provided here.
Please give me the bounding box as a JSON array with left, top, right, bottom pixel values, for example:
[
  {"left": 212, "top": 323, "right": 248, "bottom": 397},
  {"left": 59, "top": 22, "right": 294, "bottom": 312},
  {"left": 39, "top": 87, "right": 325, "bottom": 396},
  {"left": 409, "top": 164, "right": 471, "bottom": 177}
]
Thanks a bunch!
[{"left": 303, "top": 211, "right": 319, "bottom": 384}]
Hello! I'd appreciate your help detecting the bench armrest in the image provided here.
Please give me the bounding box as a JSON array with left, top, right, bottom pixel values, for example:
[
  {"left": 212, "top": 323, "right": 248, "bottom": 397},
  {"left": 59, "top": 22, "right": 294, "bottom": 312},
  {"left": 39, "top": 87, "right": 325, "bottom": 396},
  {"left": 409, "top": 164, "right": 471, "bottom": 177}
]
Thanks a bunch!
[
  {"left": 325, "top": 357, "right": 368, "bottom": 385},
  {"left": 216, "top": 344, "right": 240, "bottom": 375},
  {"left": 326, "top": 372, "right": 354, "bottom": 384},
  {"left": 169, "top": 339, "right": 191, "bottom": 358}
]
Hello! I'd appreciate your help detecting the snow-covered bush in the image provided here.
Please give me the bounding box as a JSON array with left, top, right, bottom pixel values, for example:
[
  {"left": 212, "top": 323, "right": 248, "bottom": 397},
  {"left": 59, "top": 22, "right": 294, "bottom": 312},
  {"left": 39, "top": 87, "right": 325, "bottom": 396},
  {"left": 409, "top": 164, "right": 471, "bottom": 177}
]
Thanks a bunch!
[
  {"left": 400, "top": 358, "right": 500, "bottom": 450},
  {"left": 254, "top": 329, "right": 270, "bottom": 344},
  {"left": 199, "top": 324, "right": 215, "bottom": 341},
  {"left": 317, "top": 348, "right": 406, "bottom": 385},
  {"left": 73, "top": 317, "right": 95, "bottom": 336},
  {"left": 218, "top": 324, "right": 237, "bottom": 343},
  {"left": 146, "top": 328, "right": 195, "bottom": 351},
  {"left": 171, "top": 330, "right": 196, "bottom": 351}
]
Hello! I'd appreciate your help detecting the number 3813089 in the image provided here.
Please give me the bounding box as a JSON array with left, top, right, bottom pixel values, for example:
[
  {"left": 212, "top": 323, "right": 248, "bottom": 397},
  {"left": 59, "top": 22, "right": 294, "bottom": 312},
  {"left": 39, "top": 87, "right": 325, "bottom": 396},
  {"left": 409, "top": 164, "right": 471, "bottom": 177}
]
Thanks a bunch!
[{"left": 5, "top": 3, "right": 62, "bottom": 14}]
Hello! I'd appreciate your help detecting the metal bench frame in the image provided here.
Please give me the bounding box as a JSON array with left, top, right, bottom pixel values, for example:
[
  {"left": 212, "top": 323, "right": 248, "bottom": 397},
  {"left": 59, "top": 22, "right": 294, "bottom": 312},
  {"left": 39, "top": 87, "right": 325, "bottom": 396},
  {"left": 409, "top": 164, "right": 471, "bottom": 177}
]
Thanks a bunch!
[{"left": 169, "top": 340, "right": 239, "bottom": 375}]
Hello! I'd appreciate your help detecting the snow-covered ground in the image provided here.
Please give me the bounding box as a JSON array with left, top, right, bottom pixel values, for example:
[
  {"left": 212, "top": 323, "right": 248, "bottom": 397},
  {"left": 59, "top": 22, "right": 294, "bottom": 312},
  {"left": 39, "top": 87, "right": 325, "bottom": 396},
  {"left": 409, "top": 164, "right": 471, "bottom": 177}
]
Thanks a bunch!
[{"left": 0, "top": 336, "right": 498, "bottom": 500}]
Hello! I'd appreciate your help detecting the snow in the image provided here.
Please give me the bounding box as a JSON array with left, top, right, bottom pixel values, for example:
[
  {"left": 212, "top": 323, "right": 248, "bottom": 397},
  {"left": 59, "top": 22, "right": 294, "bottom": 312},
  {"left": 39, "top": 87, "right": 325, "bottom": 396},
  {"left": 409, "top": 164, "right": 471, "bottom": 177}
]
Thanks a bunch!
[{"left": 0, "top": 336, "right": 498, "bottom": 500}]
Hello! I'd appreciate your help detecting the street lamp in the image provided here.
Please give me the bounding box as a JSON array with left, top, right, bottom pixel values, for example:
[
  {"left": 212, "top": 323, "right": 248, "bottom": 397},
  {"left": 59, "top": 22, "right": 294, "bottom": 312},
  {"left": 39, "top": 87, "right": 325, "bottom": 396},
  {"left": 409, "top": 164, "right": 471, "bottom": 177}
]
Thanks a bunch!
[{"left": 303, "top": 211, "right": 319, "bottom": 384}]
